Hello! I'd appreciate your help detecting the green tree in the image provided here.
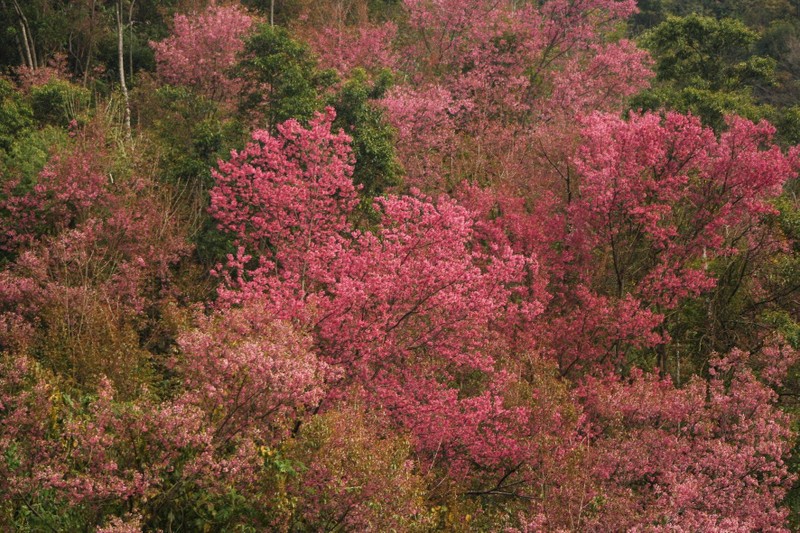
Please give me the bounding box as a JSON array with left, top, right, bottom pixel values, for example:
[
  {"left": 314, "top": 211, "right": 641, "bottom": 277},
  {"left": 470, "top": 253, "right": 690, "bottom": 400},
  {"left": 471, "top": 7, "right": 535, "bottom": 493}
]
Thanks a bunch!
[
  {"left": 633, "top": 14, "right": 777, "bottom": 129},
  {"left": 237, "top": 24, "right": 336, "bottom": 130},
  {"left": 236, "top": 27, "right": 401, "bottom": 198},
  {"left": 0, "top": 78, "right": 32, "bottom": 153},
  {"left": 328, "top": 68, "right": 401, "bottom": 197}
]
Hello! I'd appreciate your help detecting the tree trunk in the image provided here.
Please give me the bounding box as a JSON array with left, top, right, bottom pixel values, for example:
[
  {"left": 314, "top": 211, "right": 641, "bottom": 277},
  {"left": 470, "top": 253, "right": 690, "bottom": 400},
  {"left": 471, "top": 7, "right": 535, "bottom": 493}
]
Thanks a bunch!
[
  {"left": 128, "top": 0, "right": 135, "bottom": 82},
  {"left": 83, "top": 0, "right": 97, "bottom": 87},
  {"left": 11, "top": 0, "right": 36, "bottom": 69},
  {"left": 117, "top": 0, "right": 131, "bottom": 140}
]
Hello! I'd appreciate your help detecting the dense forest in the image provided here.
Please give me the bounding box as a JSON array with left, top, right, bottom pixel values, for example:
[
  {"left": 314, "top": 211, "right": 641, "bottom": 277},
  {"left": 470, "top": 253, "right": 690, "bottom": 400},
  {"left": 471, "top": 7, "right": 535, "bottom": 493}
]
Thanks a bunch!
[{"left": 2, "top": 0, "right": 800, "bottom": 530}]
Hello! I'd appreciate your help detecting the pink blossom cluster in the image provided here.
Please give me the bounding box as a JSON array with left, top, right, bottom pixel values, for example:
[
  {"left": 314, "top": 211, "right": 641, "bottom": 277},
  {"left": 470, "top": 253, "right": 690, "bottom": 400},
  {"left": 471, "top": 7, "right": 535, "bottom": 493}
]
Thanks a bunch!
[{"left": 151, "top": 4, "right": 255, "bottom": 103}]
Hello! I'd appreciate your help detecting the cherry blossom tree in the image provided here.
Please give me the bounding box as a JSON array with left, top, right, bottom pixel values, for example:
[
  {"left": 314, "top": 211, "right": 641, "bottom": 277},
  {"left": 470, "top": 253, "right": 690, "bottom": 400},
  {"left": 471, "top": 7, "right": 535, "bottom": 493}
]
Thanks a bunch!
[{"left": 150, "top": 3, "right": 255, "bottom": 103}]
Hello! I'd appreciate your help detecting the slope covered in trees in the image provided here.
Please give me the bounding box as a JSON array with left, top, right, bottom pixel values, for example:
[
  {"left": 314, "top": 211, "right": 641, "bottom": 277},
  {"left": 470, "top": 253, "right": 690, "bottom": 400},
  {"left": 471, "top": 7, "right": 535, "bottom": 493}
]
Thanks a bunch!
[{"left": 1, "top": 0, "right": 800, "bottom": 530}]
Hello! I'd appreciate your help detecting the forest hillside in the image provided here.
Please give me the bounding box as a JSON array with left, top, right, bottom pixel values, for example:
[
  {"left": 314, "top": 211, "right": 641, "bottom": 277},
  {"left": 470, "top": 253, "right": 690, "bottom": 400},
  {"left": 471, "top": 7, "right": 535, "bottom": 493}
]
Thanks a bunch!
[{"left": 1, "top": 0, "right": 800, "bottom": 530}]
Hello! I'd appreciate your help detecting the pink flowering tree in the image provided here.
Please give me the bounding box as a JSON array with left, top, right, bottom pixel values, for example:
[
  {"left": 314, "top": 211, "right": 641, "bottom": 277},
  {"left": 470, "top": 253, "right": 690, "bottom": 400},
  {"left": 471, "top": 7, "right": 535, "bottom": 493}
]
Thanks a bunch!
[
  {"left": 455, "top": 110, "right": 799, "bottom": 375},
  {"left": 495, "top": 343, "right": 798, "bottom": 531},
  {"left": 209, "top": 107, "right": 357, "bottom": 283},
  {"left": 174, "top": 304, "right": 330, "bottom": 447},
  {"left": 0, "top": 119, "right": 192, "bottom": 394},
  {"left": 0, "top": 308, "right": 327, "bottom": 529},
  {"left": 310, "top": 192, "right": 541, "bottom": 479},
  {"left": 213, "top": 192, "right": 542, "bottom": 483},
  {"left": 151, "top": 3, "right": 256, "bottom": 103},
  {"left": 566, "top": 346, "right": 797, "bottom": 531},
  {"left": 0, "top": 138, "right": 109, "bottom": 255},
  {"left": 540, "top": 112, "right": 800, "bottom": 373},
  {"left": 290, "top": 0, "right": 399, "bottom": 76},
  {"left": 570, "top": 112, "right": 795, "bottom": 309},
  {"left": 304, "top": 22, "right": 399, "bottom": 76},
  {"left": 208, "top": 111, "right": 548, "bottom": 485},
  {"left": 381, "top": 0, "right": 652, "bottom": 191}
]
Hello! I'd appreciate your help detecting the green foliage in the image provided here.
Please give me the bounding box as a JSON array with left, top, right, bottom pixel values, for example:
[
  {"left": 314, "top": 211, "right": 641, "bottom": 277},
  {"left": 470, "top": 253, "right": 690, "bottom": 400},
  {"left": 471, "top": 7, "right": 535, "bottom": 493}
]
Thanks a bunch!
[
  {"left": 3, "top": 489, "right": 89, "bottom": 532},
  {"left": 133, "top": 83, "right": 244, "bottom": 269},
  {"left": 634, "top": 85, "right": 773, "bottom": 130},
  {"left": 1, "top": 125, "right": 68, "bottom": 184},
  {"left": 629, "top": 4, "right": 800, "bottom": 142},
  {"left": 286, "top": 407, "right": 433, "bottom": 532},
  {"left": 239, "top": 0, "right": 304, "bottom": 26},
  {"left": 764, "top": 310, "right": 800, "bottom": 349},
  {"left": 783, "top": 197, "right": 800, "bottom": 233},
  {"left": 34, "top": 298, "right": 155, "bottom": 398},
  {"left": 30, "top": 78, "right": 90, "bottom": 126},
  {"left": 96, "top": 29, "right": 157, "bottom": 81},
  {"left": 137, "top": 84, "right": 246, "bottom": 186},
  {"left": 629, "top": 0, "right": 671, "bottom": 32},
  {"left": 776, "top": 105, "right": 800, "bottom": 145},
  {"left": 164, "top": 488, "right": 264, "bottom": 533},
  {"left": 633, "top": 15, "right": 776, "bottom": 129},
  {"left": 0, "top": 78, "right": 33, "bottom": 154},
  {"left": 0, "top": 0, "right": 69, "bottom": 70},
  {"left": 237, "top": 24, "right": 337, "bottom": 129},
  {"left": 194, "top": 216, "right": 238, "bottom": 270},
  {"left": 367, "top": 0, "right": 405, "bottom": 22},
  {"left": 236, "top": 26, "right": 403, "bottom": 200},
  {"left": 329, "top": 68, "right": 401, "bottom": 197},
  {"left": 642, "top": 15, "right": 772, "bottom": 90},
  {"left": 631, "top": 0, "right": 798, "bottom": 31},
  {"left": 757, "top": 19, "right": 800, "bottom": 74}
]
